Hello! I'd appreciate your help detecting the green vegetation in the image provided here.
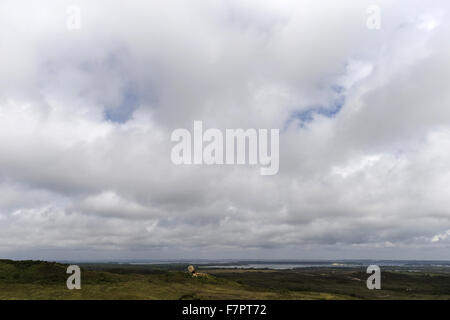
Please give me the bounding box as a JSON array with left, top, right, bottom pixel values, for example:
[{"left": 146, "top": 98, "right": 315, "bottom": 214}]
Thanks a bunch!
[{"left": 0, "top": 259, "right": 449, "bottom": 300}]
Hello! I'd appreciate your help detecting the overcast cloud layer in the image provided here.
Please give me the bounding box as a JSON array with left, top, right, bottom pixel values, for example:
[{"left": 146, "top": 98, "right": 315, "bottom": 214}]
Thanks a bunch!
[{"left": 1, "top": 0, "right": 450, "bottom": 260}]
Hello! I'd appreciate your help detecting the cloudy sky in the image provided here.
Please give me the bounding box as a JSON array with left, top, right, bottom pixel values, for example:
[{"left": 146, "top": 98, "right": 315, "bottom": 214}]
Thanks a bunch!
[{"left": 1, "top": 0, "right": 450, "bottom": 261}]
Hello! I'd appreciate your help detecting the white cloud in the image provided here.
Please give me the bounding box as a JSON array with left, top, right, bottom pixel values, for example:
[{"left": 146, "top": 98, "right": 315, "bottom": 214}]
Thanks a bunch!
[
  {"left": 432, "top": 230, "right": 450, "bottom": 242},
  {"left": 0, "top": 0, "right": 450, "bottom": 260}
]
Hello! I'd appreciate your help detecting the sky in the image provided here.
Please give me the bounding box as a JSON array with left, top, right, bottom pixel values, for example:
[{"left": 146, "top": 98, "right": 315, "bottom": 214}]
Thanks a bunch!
[{"left": 1, "top": 0, "right": 450, "bottom": 261}]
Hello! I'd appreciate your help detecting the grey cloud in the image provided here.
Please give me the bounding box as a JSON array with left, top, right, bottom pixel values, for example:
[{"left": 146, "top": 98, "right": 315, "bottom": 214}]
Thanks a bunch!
[{"left": 0, "top": 0, "right": 450, "bottom": 260}]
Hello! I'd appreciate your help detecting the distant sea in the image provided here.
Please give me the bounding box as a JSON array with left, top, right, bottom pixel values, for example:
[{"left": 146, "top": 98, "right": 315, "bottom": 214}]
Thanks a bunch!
[
  {"left": 198, "top": 261, "right": 450, "bottom": 270},
  {"left": 66, "top": 259, "right": 450, "bottom": 270}
]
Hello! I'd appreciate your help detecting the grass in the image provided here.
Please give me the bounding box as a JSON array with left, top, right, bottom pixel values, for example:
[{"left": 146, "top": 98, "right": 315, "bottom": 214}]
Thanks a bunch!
[{"left": 0, "top": 260, "right": 449, "bottom": 300}]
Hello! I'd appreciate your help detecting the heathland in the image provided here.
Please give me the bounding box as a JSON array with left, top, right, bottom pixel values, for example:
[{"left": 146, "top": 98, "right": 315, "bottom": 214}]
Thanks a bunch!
[{"left": 1, "top": 259, "right": 449, "bottom": 300}]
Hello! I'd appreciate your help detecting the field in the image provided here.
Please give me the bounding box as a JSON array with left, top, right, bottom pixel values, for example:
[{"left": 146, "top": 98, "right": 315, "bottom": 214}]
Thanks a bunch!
[{"left": 1, "top": 259, "right": 449, "bottom": 300}]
